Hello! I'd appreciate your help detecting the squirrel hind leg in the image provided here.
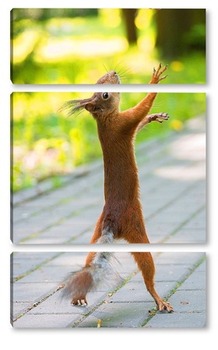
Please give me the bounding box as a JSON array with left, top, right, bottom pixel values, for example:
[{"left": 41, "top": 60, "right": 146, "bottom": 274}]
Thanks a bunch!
[{"left": 131, "top": 252, "right": 173, "bottom": 313}]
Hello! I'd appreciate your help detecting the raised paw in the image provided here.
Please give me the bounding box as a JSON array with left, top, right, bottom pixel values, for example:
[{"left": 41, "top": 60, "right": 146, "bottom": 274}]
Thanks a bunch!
[
  {"left": 150, "top": 63, "right": 168, "bottom": 84},
  {"left": 148, "top": 112, "right": 169, "bottom": 124}
]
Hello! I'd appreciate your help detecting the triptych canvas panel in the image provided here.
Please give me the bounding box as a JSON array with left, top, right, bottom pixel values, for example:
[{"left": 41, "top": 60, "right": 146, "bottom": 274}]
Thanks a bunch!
[{"left": 11, "top": 8, "right": 206, "bottom": 328}]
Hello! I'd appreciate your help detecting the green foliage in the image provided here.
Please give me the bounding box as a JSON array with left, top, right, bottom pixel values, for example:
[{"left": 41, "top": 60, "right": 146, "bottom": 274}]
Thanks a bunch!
[{"left": 11, "top": 9, "right": 206, "bottom": 84}]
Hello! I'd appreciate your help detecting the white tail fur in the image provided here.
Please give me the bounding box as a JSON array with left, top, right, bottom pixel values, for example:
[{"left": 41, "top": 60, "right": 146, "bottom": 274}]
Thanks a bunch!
[
  {"left": 63, "top": 228, "right": 121, "bottom": 305},
  {"left": 91, "top": 228, "right": 116, "bottom": 287}
]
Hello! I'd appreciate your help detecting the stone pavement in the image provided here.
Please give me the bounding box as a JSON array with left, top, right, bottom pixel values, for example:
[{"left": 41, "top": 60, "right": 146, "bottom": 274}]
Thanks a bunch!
[
  {"left": 11, "top": 251, "right": 206, "bottom": 328},
  {"left": 12, "top": 115, "right": 206, "bottom": 245}
]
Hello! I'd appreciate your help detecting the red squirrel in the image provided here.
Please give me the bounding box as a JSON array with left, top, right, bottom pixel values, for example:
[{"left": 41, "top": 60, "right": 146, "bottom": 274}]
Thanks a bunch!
[{"left": 62, "top": 65, "right": 173, "bottom": 312}]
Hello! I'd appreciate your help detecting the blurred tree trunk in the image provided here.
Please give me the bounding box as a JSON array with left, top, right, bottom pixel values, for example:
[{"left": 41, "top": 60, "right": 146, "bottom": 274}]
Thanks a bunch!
[
  {"left": 155, "top": 9, "right": 206, "bottom": 58},
  {"left": 122, "top": 9, "right": 138, "bottom": 44}
]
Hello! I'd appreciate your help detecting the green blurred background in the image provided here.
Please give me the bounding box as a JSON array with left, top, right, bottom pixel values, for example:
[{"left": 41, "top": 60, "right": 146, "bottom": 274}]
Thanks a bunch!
[
  {"left": 11, "top": 8, "right": 206, "bottom": 84},
  {"left": 11, "top": 8, "right": 206, "bottom": 192},
  {"left": 12, "top": 92, "right": 206, "bottom": 192}
]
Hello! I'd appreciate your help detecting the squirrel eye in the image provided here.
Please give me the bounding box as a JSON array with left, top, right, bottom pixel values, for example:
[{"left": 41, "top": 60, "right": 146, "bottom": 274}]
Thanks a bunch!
[{"left": 102, "top": 92, "right": 109, "bottom": 100}]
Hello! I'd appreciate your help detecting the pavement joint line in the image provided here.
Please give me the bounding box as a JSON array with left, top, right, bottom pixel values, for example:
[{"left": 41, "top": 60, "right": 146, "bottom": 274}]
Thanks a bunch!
[
  {"left": 141, "top": 159, "right": 204, "bottom": 197},
  {"left": 17, "top": 221, "right": 95, "bottom": 244},
  {"left": 146, "top": 179, "right": 204, "bottom": 222},
  {"left": 65, "top": 226, "right": 95, "bottom": 243},
  {"left": 16, "top": 202, "right": 101, "bottom": 243},
  {"left": 140, "top": 253, "right": 206, "bottom": 327},
  {"left": 12, "top": 283, "right": 64, "bottom": 323},
  {"left": 12, "top": 252, "right": 63, "bottom": 282},
  {"left": 13, "top": 163, "right": 102, "bottom": 207},
  {"left": 159, "top": 204, "right": 205, "bottom": 244},
  {"left": 13, "top": 174, "right": 103, "bottom": 224},
  {"left": 13, "top": 186, "right": 102, "bottom": 225}
]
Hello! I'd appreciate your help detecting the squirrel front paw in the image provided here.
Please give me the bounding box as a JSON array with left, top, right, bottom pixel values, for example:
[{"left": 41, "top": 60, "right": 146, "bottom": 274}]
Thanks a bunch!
[
  {"left": 148, "top": 112, "right": 169, "bottom": 123},
  {"left": 150, "top": 63, "right": 167, "bottom": 84}
]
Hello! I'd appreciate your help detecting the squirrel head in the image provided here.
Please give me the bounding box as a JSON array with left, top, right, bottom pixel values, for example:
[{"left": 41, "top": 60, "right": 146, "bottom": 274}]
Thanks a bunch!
[
  {"left": 61, "top": 71, "right": 121, "bottom": 120},
  {"left": 84, "top": 91, "right": 120, "bottom": 119}
]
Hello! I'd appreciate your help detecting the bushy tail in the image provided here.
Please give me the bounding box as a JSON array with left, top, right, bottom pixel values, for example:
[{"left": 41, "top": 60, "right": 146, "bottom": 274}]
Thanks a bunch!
[{"left": 62, "top": 229, "right": 120, "bottom": 305}]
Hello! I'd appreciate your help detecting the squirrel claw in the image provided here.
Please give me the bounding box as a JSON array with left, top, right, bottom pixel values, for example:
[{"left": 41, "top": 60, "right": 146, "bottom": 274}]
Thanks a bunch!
[
  {"left": 151, "top": 63, "right": 168, "bottom": 84},
  {"left": 157, "top": 300, "right": 174, "bottom": 313},
  {"left": 71, "top": 297, "right": 88, "bottom": 306}
]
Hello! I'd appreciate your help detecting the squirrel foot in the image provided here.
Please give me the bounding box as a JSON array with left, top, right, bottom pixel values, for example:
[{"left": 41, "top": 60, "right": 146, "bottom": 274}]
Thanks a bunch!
[
  {"left": 150, "top": 63, "right": 168, "bottom": 84},
  {"left": 71, "top": 297, "right": 88, "bottom": 306},
  {"left": 156, "top": 299, "right": 174, "bottom": 313}
]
